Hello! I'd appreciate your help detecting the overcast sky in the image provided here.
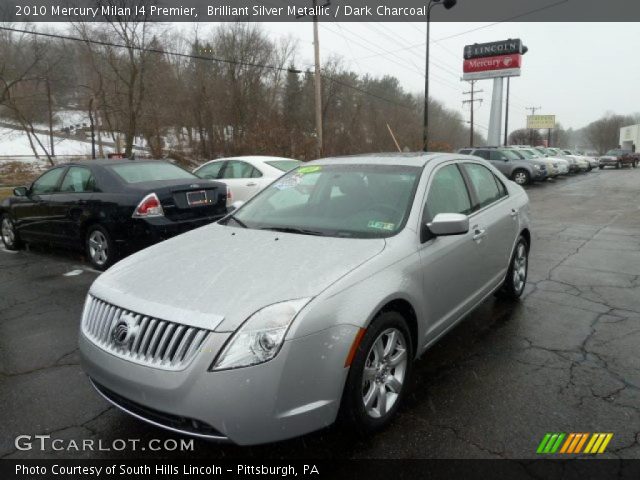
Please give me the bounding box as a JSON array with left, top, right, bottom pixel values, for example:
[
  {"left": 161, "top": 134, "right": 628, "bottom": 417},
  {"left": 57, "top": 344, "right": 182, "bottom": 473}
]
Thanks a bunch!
[{"left": 254, "top": 22, "right": 640, "bottom": 136}]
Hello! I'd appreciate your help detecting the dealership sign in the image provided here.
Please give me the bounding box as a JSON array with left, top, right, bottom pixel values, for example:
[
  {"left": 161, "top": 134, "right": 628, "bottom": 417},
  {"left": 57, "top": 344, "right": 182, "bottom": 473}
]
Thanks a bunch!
[
  {"left": 462, "top": 39, "right": 524, "bottom": 81},
  {"left": 464, "top": 39, "right": 524, "bottom": 60},
  {"left": 527, "top": 115, "right": 556, "bottom": 129}
]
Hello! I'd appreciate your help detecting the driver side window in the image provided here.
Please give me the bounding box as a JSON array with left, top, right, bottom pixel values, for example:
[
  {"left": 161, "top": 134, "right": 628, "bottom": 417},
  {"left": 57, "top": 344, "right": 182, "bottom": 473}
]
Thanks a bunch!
[
  {"left": 31, "top": 168, "right": 65, "bottom": 195},
  {"left": 424, "top": 164, "right": 473, "bottom": 222}
]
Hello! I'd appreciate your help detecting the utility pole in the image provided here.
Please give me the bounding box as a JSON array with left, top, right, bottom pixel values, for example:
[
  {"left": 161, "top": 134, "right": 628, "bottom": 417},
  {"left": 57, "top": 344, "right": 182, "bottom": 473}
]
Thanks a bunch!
[
  {"left": 503, "top": 77, "right": 510, "bottom": 146},
  {"left": 526, "top": 106, "right": 541, "bottom": 145},
  {"left": 45, "top": 77, "right": 54, "bottom": 157},
  {"left": 312, "top": 0, "right": 323, "bottom": 158},
  {"left": 297, "top": 1, "right": 329, "bottom": 158},
  {"left": 462, "top": 80, "right": 483, "bottom": 147}
]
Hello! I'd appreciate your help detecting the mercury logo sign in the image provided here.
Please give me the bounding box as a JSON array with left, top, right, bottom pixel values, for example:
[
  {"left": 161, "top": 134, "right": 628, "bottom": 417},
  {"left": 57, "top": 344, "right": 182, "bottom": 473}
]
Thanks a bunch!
[{"left": 111, "top": 314, "right": 139, "bottom": 346}]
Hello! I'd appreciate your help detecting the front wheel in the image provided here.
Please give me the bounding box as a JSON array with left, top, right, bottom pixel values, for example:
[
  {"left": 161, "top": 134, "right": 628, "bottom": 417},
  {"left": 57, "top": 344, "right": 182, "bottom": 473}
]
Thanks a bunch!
[
  {"left": 616, "top": 160, "right": 622, "bottom": 169},
  {"left": 85, "top": 224, "right": 116, "bottom": 270},
  {"left": 1, "top": 214, "right": 22, "bottom": 250},
  {"left": 499, "top": 236, "right": 529, "bottom": 299},
  {"left": 512, "top": 169, "right": 531, "bottom": 186},
  {"left": 599, "top": 165, "right": 604, "bottom": 170},
  {"left": 340, "top": 311, "right": 413, "bottom": 435}
]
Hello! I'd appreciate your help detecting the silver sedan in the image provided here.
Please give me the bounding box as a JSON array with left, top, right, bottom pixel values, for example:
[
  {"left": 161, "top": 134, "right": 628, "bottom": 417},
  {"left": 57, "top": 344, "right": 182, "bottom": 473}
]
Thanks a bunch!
[{"left": 79, "top": 153, "right": 531, "bottom": 445}]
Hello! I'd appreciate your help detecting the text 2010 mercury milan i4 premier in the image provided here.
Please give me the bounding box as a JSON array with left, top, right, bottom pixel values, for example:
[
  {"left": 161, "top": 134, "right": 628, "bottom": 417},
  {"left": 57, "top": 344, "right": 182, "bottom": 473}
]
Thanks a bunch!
[{"left": 79, "top": 153, "right": 531, "bottom": 445}]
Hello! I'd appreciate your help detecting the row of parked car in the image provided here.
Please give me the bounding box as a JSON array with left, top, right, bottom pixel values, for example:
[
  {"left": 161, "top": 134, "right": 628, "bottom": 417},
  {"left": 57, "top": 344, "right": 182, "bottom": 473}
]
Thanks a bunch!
[
  {"left": 456, "top": 145, "right": 606, "bottom": 186},
  {"left": 0, "top": 156, "right": 300, "bottom": 269}
]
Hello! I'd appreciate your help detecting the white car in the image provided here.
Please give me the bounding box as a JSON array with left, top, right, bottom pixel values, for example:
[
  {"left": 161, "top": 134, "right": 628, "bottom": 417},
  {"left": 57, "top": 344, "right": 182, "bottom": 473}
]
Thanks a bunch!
[{"left": 193, "top": 156, "right": 301, "bottom": 203}]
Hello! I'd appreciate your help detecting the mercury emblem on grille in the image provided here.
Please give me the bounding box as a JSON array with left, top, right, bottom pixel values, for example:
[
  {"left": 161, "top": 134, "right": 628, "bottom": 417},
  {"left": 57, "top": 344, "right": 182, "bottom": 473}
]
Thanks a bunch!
[{"left": 111, "top": 314, "right": 138, "bottom": 346}]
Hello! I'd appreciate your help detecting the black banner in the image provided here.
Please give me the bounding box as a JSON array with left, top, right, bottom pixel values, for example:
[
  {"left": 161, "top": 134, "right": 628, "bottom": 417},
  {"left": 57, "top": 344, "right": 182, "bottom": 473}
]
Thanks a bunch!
[
  {"left": 3, "top": 459, "right": 640, "bottom": 480},
  {"left": 2, "top": 0, "right": 640, "bottom": 22}
]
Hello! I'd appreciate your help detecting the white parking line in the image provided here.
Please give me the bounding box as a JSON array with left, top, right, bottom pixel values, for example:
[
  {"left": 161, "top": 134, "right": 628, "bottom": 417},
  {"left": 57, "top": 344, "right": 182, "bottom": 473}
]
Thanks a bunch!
[{"left": 63, "top": 269, "right": 84, "bottom": 277}]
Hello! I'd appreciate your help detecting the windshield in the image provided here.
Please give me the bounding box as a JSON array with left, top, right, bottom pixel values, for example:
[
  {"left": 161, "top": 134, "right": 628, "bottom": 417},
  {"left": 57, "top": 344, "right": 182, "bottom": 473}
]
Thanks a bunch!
[
  {"left": 229, "top": 164, "right": 421, "bottom": 238},
  {"left": 605, "top": 150, "right": 622, "bottom": 156},
  {"left": 523, "top": 149, "right": 543, "bottom": 158},
  {"left": 516, "top": 149, "right": 534, "bottom": 159},
  {"left": 109, "top": 162, "right": 195, "bottom": 183},
  {"left": 265, "top": 160, "right": 302, "bottom": 172}
]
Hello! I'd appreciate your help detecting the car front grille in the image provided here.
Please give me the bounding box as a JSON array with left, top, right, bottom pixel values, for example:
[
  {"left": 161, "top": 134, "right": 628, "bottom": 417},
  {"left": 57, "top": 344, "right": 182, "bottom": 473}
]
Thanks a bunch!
[{"left": 82, "top": 295, "right": 210, "bottom": 370}]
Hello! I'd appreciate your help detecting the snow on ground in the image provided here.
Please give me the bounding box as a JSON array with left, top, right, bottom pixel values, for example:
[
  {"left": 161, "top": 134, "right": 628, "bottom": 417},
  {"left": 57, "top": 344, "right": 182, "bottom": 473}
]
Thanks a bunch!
[{"left": 0, "top": 126, "right": 149, "bottom": 157}]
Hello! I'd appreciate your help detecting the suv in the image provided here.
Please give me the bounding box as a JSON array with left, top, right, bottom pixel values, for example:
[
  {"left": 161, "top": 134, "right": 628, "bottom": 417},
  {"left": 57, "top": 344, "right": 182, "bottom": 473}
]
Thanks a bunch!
[
  {"left": 599, "top": 149, "right": 638, "bottom": 169},
  {"left": 458, "top": 147, "right": 547, "bottom": 185}
]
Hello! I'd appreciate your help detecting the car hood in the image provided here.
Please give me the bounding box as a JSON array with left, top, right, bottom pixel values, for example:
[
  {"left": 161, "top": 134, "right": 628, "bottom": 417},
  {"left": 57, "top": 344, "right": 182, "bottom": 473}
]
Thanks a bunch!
[
  {"left": 90, "top": 223, "right": 386, "bottom": 332},
  {"left": 600, "top": 156, "right": 617, "bottom": 160}
]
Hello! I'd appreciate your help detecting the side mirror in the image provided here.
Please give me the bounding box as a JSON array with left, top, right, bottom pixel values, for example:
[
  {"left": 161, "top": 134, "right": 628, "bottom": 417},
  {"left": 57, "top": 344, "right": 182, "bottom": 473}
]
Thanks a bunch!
[
  {"left": 427, "top": 213, "right": 469, "bottom": 236},
  {"left": 229, "top": 200, "right": 245, "bottom": 212},
  {"left": 13, "top": 186, "right": 28, "bottom": 197}
]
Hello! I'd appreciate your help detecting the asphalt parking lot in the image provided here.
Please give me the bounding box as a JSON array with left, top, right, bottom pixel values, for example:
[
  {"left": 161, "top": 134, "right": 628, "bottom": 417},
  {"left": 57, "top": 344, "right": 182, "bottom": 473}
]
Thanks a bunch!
[{"left": 1, "top": 168, "right": 640, "bottom": 460}]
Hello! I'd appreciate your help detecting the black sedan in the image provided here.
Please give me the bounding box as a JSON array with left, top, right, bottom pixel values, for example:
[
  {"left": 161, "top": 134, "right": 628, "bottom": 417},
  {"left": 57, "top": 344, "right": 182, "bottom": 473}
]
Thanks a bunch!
[{"left": 0, "top": 160, "right": 228, "bottom": 269}]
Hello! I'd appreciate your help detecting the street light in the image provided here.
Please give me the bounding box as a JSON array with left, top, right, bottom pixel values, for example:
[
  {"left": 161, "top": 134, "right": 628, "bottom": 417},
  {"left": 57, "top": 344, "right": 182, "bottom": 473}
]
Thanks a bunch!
[{"left": 423, "top": 0, "right": 457, "bottom": 152}]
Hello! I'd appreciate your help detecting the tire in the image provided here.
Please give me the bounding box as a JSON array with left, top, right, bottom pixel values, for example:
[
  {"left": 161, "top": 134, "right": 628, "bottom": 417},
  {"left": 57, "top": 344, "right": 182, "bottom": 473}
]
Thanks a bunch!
[
  {"left": 616, "top": 160, "right": 622, "bottom": 169},
  {"left": 511, "top": 169, "right": 531, "bottom": 186},
  {"left": 339, "top": 311, "right": 413, "bottom": 436},
  {"left": 599, "top": 165, "right": 604, "bottom": 170},
  {"left": 1, "top": 214, "right": 22, "bottom": 250},
  {"left": 499, "top": 236, "right": 529, "bottom": 299},
  {"left": 85, "top": 224, "right": 117, "bottom": 270},
  {"left": 633, "top": 161, "right": 638, "bottom": 169}
]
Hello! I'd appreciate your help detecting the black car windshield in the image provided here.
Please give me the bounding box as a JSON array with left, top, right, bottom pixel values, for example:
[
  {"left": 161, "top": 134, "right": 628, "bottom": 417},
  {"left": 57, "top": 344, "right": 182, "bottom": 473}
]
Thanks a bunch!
[
  {"left": 230, "top": 164, "right": 421, "bottom": 238},
  {"left": 108, "top": 162, "right": 196, "bottom": 183},
  {"left": 265, "top": 160, "right": 302, "bottom": 172}
]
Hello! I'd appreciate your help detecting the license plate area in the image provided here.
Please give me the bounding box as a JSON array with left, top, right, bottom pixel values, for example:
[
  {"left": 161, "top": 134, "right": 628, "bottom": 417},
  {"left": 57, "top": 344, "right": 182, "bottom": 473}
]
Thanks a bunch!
[{"left": 186, "top": 190, "right": 208, "bottom": 207}]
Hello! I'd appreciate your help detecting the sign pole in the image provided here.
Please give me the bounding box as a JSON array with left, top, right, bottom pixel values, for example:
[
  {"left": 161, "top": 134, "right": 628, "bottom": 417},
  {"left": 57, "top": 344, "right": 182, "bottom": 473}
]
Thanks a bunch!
[{"left": 487, "top": 77, "right": 504, "bottom": 146}]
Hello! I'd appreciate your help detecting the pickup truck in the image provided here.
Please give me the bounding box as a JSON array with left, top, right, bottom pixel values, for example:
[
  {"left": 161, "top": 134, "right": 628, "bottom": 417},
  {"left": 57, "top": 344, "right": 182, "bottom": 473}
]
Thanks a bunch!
[{"left": 599, "top": 149, "right": 639, "bottom": 169}]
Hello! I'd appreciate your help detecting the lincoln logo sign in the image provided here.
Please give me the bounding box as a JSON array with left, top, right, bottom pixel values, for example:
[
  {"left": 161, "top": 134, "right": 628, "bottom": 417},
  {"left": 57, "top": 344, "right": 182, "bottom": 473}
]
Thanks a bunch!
[{"left": 462, "top": 39, "right": 524, "bottom": 81}]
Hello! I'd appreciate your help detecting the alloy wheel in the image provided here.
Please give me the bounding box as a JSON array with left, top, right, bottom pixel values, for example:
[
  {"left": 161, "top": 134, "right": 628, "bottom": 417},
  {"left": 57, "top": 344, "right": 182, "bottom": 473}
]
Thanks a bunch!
[
  {"left": 512, "top": 242, "right": 528, "bottom": 294},
  {"left": 361, "top": 328, "right": 408, "bottom": 419},
  {"left": 88, "top": 230, "right": 109, "bottom": 266},
  {"left": 1, "top": 217, "right": 15, "bottom": 247},
  {"left": 513, "top": 171, "right": 528, "bottom": 185}
]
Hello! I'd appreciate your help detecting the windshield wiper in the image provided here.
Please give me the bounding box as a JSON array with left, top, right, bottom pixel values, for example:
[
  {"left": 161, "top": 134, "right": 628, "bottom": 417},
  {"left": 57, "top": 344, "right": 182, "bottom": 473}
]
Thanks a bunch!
[
  {"left": 259, "top": 226, "right": 326, "bottom": 236},
  {"left": 225, "top": 214, "right": 247, "bottom": 228}
]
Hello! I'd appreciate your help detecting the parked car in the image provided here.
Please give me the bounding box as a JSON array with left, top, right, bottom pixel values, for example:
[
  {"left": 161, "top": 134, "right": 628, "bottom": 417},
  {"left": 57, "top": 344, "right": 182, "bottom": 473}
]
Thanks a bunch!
[
  {"left": 193, "top": 156, "right": 301, "bottom": 204},
  {"left": 598, "top": 149, "right": 638, "bottom": 169},
  {"left": 457, "top": 147, "right": 547, "bottom": 185},
  {"left": 513, "top": 147, "right": 560, "bottom": 177},
  {"left": 532, "top": 147, "right": 570, "bottom": 174},
  {"left": 0, "top": 160, "right": 228, "bottom": 269},
  {"left": 79, "top": 153, "right": 531, "bottom": 444},
  {"left": 558, "top": 149, "right": 596, "bottom": 171}
]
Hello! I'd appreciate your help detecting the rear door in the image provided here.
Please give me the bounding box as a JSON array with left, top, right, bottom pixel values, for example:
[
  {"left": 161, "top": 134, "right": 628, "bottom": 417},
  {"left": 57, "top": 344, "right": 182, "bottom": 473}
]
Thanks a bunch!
[
  {"left": 461, "top": 162, "right": 518, "bottom": 288},
  {"left": 13, "top": 167, "right": 66, "bottom": 240}
]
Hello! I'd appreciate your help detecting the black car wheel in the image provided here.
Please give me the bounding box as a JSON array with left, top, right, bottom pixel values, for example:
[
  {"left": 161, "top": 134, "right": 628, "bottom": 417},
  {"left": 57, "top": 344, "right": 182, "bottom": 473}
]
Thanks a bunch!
[
  {"left": 616, "top": 160, "right": 622, "bottom": 169},
  {"left": 599, "top": 165, "right": 604, "bottom": 170},
  {"left": 340, "top": 311, "right": 413, "bottom": 435},
  {"left": 512, "top": 169, "right": 531, "bottom": 186},
  {"left": 86, "top": 224, "right": 116, "bottom": 270},
  {"left": 1, "top": 214, "right": 22, "bottom": 250}
]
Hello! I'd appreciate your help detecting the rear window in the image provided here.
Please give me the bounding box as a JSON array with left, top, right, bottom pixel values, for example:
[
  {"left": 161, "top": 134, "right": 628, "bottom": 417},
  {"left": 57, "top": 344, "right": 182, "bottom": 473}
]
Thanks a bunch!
[
  {"left": 109, "top": 162, "right": 196, "bottom": 183},
  {"left": 265, "top": 160, "right": 302, "bottom": 172}
]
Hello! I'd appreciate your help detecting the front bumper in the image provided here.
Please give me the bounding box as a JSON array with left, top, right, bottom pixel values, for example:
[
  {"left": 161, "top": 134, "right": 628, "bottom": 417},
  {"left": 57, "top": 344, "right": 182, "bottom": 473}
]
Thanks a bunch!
[{"left": 79, "top": 324, "right": 357, "bottom": 445}]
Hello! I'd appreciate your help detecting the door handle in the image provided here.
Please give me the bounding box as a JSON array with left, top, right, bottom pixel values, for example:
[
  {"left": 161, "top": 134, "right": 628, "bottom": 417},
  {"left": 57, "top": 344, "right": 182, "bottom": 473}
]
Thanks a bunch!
[
  {"left": 246, "top": 182, "right": 258, "bottom": 187},
  {"left": 510, "top": 208, "right": 519, "bottom": 218},
  {"left": 472, "top": 227, "right": 487, "bottom": 242}
]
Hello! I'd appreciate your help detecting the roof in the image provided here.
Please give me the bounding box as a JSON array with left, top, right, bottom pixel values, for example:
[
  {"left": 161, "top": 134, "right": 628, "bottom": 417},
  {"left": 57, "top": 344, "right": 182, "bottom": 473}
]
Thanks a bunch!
[
  {"left": 63, "top": 159, "right": 169, "bottom": 167},
  {"left": 311, "top": 152, "right": 457, "bottom": 167}
]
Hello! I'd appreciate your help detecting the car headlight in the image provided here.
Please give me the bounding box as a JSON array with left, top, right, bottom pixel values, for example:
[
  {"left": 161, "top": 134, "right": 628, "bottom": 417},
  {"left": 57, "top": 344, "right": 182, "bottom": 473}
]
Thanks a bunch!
[{"left": 210, "top": 298, "right": 311, "bottom": 371}]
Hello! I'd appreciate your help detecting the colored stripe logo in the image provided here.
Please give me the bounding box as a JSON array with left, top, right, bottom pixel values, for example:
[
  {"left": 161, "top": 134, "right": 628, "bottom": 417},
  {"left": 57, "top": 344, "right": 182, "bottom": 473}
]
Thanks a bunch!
[{"left": 537, "top": 433, "right": 613, "bottom": 454}]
